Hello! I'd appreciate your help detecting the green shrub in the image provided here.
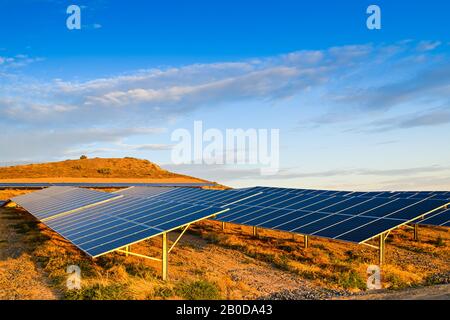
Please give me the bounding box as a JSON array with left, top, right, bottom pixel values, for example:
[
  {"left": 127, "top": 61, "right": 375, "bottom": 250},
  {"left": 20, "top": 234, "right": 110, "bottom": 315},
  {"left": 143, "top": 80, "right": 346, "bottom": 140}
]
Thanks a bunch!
[
  {"left": 435, "top": 236, "right": 445, "bottom": 247},
  {"left": 174, "top": 280, "right": 221, "bottom": 300},
  {"left": 336, "top": 270, "right": 366, "bottom": 290},
  {"left": 80, "top": 155, "right": 88, "bottom": 160},
  {"left": 274, "top": 255, "right": 291, "bottom": 271},
  {"left": 153, "top": 286, "right": 174, "bottom": 299},
  {"left": 124, "top": 263, "right": 156, "bottom": 280},
  {"left": 97, "top": 168, "right": 111, "bottom": 175},
  {"left": 65, "top": 283, "right": 130, "bottom": 300},
  {"left": 385, "top": 273, "right": 409, "bottom": 290}
]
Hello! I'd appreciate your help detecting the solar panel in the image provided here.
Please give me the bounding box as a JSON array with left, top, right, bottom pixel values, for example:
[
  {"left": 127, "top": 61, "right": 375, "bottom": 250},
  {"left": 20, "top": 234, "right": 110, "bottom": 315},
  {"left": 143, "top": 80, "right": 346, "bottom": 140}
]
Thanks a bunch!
[
  {"left": 418, "top": 208, "right": 450, "bottom": 227},
  {"left": 0, "top": 201, "right": 6, "bottom": 207},
  {"left": 114, "top": 186, "right": 175, "bottom": 197},
  {"left": 121, "top": 187, "right": 262, "bottom": 207},
  {"left": 216, "top": 189, "right": 449, "bottom": 243},
  {"left": 42, "top": 196, "right": 228, "bottom": 257},
  {"left": 11, "top": 186, "right": 121, "bottom": 220}
]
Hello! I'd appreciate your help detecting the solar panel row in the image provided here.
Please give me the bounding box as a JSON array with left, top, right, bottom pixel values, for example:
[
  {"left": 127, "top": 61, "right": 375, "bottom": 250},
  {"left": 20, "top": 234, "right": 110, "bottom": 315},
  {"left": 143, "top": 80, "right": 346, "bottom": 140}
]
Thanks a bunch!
[
  {"left": 418, "top": 208, "right": 450, "bottom": 227},
  {"left": 44, "top": 196, "right": 228, "bottom": 257},
  {"left": 118, "top": 187, "right": 262, "bottom": 207},
  {"left": 114, "top": 186, "right": 175, "bottom": 197},
  {"left": 215, "top": 193, "right": 447, "bottom": 243},
  {"left": 241, "top": 186, "right": 450, "bottom": 201},
  {"left": 0, "top": 201, "right": 6, "bottom": 207},
  {"left": 11, "top": 187, "right": 228, "bottom": 257},
  {"left": 123, "top": 186, "right": 448, "bottom": 243},
  {"left": 11, "top": 187, "right": 122, "bottom": 220}
]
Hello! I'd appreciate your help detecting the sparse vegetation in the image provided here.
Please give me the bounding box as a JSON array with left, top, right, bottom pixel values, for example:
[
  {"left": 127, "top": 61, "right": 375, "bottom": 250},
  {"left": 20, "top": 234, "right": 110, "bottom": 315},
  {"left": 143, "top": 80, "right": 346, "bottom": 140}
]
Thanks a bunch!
[
  {"left": 97, "top": 168, "right": 111, "bottom": 175},
  {"left": 174, "top": 280, "right": 222, "bottom": 300},
  {"left": 0, "top": 157, "right": 207, "bottom": 182},
  {"left": 65, "top": 283, "right": 131, "bottom": 300},
  {"left": 435, "top": 235, "right": 445, "bottom": 247}
]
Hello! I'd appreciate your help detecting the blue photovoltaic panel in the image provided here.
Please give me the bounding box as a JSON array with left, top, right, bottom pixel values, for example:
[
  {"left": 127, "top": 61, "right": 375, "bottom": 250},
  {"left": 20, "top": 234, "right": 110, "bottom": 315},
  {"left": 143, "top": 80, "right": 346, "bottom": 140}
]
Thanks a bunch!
[
  {"left": 43, "top": 196, "right": 228, "bottom": 257},
  {"left": 114, "top": 186, "right": 175, "bottom": 197},
  {"left": 216, "top": 188, "right": 449, "bottom": 243},
  {"left": 418, "top": 208, "right": 450, "bottom": 227},
  {"left": 236, "top": 187, "right": 450, "bottom": 226},
  {"left": 0, "top": 201, "right": 6, "bottom": 207},
  {"left": 12, "top": 187, "right": 121, "bottom": 220},
  {"left": 125, "top": 187, "right": 262, "bottom": 207}
]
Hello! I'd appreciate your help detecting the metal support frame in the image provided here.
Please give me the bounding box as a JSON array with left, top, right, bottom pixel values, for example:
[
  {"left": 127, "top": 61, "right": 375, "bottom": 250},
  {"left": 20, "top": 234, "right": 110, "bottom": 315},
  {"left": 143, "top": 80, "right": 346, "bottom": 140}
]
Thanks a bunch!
[
  {"left": 168, "top": 224, "right": 190, "bottom": 253},
  {"left": 116, "top": 249, "right": 162, "bottom": 262},
  {"left": 221, "top": 221, "right": 225, "bottom": 230},
  {"left": 252, "top": 226, "right": 258, "bottom": 237},
  {"left": 413, "top": 224, "right": 419, "bottom": 241},
  {"left": 379, "top": 232, "right": 385, "bottom": 266},
  {"left": 116, "top": 224, "right": 194, "bottom": 281},
  {"left": 304, "top": 235, "right": 309, "bottom": 249},
  {"left": 162, "top": 233, "right": 168, "bottom": 281}
]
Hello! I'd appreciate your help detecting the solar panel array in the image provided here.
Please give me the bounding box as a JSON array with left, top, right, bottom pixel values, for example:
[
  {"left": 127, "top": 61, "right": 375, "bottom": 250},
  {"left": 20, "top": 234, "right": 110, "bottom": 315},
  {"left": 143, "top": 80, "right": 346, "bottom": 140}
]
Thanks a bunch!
[
  {"left": 216, "top": 188, "right": 448, "bottom": 242},
  {"left": 0, "top": 200, "right": 6, "bottom": 207},
  {"left": 242, "top": 186, "right": 450, "bottom": 201},
  {"left": 114, "top": 186, "right": 175, "bottom": 197},
  {"left": 122, "top": 186, "right": 449, "bottom": 243},
  {"left": 117, "top": 187, "right": 262, "bottom": 207},
  {"left": 239, "top": 187, "right": 450, "bottom": 228},
  {"left": 12, "top": 187, "right": 121, "bottom": 220},
  {"left": 11, "top": 186, "right": 228, "bottom": 257},
  {"left": 43, "top": 196, "right": 228, "bottom": 257},
  {"left": 10, "top": 185, "right": 449, "bottom": 258},
  {"left": 417, "top": 208, "right": 450, "bottom": 227}
]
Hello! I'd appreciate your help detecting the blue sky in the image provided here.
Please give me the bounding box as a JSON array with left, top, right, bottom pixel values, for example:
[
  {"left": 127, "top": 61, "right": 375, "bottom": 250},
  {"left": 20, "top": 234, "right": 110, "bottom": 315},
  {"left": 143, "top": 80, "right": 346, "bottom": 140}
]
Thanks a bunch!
[{"left": 1, "top": 0, "right": 449, "bottom": 190}]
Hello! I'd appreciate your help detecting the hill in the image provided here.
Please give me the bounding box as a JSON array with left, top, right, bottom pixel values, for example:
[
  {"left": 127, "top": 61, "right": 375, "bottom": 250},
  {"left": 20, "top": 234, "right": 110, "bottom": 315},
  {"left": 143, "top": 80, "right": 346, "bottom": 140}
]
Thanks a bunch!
[{"left": 0, "top": 157, "right": 208, "bottom": 183}]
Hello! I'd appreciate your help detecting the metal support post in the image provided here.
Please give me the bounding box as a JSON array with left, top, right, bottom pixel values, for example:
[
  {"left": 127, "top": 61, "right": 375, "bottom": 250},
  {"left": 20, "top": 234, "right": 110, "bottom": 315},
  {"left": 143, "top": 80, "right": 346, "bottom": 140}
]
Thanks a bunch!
[
  {"left": 379, "top": 233, "right": 385, "bottom": 266},
  {"left": 414, "top": 224, "right": 419, "bottom": 241},
  {"left": 162, "top": 233, "right": 168, "bottom": 281}
]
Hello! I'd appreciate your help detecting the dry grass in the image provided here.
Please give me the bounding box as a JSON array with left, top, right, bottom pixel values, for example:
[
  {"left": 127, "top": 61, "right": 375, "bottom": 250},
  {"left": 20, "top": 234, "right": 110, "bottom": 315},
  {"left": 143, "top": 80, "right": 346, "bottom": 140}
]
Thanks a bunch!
[{"left": 192, "top": 220, "right": 450, "bottom": 292}]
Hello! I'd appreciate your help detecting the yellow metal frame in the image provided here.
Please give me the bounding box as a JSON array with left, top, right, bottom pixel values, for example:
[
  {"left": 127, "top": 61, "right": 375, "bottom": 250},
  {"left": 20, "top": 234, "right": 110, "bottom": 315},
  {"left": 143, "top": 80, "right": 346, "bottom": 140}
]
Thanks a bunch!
[
  {"left": 107, "top": 209, "right": 230, "bottom": 280},
  {"left": 252, "top": 226, "right": 258, "bottom": 237},
  {"left": 219, "top": 201, "right": 450, "bottom": 266}
]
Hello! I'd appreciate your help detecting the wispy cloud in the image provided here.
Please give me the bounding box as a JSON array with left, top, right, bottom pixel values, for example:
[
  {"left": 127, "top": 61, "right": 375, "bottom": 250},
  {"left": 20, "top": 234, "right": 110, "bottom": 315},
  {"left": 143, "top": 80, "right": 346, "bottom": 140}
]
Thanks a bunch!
[
  {"left": 363, "top": 107, "right": 450, "bottom": 132},
  {"left": 0, "top": 127, "right": 166, "bottom": 161}
]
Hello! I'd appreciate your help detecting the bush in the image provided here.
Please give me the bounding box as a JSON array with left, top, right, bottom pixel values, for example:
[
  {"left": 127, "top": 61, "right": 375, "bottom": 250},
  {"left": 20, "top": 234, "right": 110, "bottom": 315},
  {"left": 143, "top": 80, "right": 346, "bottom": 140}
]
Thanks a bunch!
[
  {"left": 336, "top": 270, "right": 366, "bottom": 290},
  {"left": 80, "top": 155, "right": 88, "bottom": 160},
  {"left": 97, "top": 168, "right": 111, "bottom": 175},
  {"left": 65, "top": 283, "right": 131, "bottom": 300},
  {"left": 385, "top": 273, "right": 409, "bottom": 290},
  {"left": 152, "top": 286, "right": 174, "bottom": 299},
  {"left": 174, "top": 280, "right": 221, "bottom": 300},
  {"left": 124, "top": 263, "right": 156, "bottom": 280},
  {"left": 435, "top": 236, "right": 445, "bottom": 247}
]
